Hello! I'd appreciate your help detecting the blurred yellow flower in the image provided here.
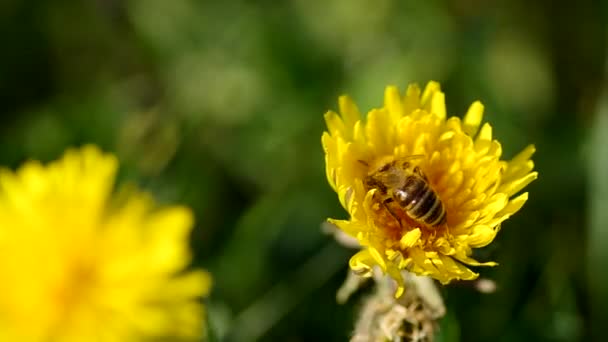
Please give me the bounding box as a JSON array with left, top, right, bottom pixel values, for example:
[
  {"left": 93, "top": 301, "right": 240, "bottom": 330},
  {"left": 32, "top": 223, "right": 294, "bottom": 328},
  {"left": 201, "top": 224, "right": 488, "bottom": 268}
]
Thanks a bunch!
[
  {"left": 322, "top": 82, "right": 537, "bottom": 297},
  {"left": 0, "top": 146, "right": 211, "bottom": 341}
]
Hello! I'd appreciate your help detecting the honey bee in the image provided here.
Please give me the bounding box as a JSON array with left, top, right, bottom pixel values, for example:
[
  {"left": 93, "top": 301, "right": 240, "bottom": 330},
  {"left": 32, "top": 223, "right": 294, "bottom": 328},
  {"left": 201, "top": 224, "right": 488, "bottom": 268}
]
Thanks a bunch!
[{"left": 362, "top": 156, "right": 446, "bottom": 229}]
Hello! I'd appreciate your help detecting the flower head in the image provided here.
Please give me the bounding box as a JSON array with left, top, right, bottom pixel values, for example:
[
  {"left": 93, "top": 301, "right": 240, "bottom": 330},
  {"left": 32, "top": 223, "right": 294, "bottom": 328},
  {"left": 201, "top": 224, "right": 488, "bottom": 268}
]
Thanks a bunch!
[
  {"left": 322, "top": 82, "right": 537, "bottom": 296},
  {"left": 0, "top": 146, "right": 211, "bottom": 341}
]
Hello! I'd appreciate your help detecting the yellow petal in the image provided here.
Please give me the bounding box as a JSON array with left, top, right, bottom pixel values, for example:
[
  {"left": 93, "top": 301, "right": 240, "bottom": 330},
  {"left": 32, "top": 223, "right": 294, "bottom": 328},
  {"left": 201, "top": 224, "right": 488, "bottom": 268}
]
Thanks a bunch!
[
  {"left": 349, "top": 249, "right": 376, "bottom": 277},
  {"left": 385, "top": 264, "right": 406, "bottom": 298},
  {"left": 438, "top": 170, "right": 463, "bottom": 198},
  {"left": 421, "top": 81, "right": 441, "bottom": 109},
  {"left": 339, "top": 95, "right": 361, "bottom": 130},
  {"left": 464, "top": 224, "right": 498, "bottom": 248},
  {"left": 453, "top": 251, "right": 498, "bottom": 267},
  {"left": 461, "top": 193, "right": 486, "bottom": 211},
  {"left": 145, "top": 206, "right": 194, "bottom": 272},
  {"left": 365, "top": 108, "right": 394, "bottom": 156},
  {"left": 394, "top": 285, "right": 405, "bottom": 298},
  {"left": 328, "top": 218, "right": 364, "bottom": 236},
  {"left": 505, "top": 161, "right": 535, "bottom": 184},
  {"left": 481, "top": 193, "right": 508, "bottom": 216},
  {"left": 463, "top": 101, "right": 484, "bottom": 136},
  {"left": 444, "top": 116, "right": 464, "bottom": 134},
  {"left": 352, "top": 120, "right": 366, "bottom": 146},
  {"left": 409, "top": 247, "right": 439, "bottom": 277},
  {"left": 402, "top": 83, "right": 421, "bottom": 115},
  {"left": 433, "top": 237, "right": 456, "bottom": 255},
  {"left": 368, "top": 247, "right": 386, "bottom": 270},
  {"left": 158, "top": 270, "right": 213, "bottom": 299},
  {"left": 384, "top": 85, "right": 403, "bottom": 120},
  {"left": 431, "top": 91, "right": 446, "bottom": 120},
  {"left": 337, "top": 184, "right": 354, "bottom": 211},
  {"left": 400, "top": 228, "right": 421, "bottom": 249},
  {"left": 497, "top": 192, "right": 529, "bottom": 217},
  {"left": 505, "top": 151, "right": 536, "bottom": 179},
  {"left": 476, "top": 122, "right": 493, "bottom": 142},
  {"left": 324, "top": 110, "right": 345, "bottom": 137},
  {"left": 498, "top": 171, "right": 538, "bottom": 196},
  {"left": 437, "top": 255, "right": 478, "bottom": 282},
  {"left": 452, "top": 210, "right": 480, "bottom": 230},
  {"left": 510, "top": 144, "right": 536, "bottom": 167},
  {"left": 321, "top": 133, "right": 337, "bottom": 189}
]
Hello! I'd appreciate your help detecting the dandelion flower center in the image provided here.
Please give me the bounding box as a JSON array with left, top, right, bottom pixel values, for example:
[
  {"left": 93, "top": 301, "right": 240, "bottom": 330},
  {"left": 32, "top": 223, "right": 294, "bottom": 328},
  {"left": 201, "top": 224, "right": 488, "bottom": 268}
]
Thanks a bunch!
[{"left": 55, "top": 262, "right": 94, "bottom": 309}]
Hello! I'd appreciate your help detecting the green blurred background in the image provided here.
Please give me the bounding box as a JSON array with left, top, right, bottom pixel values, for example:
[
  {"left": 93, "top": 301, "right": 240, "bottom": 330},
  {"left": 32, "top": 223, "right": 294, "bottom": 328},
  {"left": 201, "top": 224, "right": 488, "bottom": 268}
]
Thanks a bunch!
[{"left": 2, "top": 0, "right": 607, "bottom": 341}]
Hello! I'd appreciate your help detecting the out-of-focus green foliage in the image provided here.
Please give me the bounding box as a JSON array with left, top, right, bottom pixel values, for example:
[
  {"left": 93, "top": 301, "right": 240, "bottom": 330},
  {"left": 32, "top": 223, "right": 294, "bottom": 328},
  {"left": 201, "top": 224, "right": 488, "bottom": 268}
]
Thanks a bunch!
[
  {"left": 1, "top": 0, "right": 606, "bottom": 341},
  {"left": 588, "top": 87, "right": 608, "bottom": 340}
]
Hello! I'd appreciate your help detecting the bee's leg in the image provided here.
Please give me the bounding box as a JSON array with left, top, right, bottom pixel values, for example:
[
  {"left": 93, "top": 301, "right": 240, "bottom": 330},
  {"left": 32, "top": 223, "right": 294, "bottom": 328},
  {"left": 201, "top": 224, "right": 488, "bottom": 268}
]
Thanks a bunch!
[
  {"left": 413, "top": 165, "right": 428, "bottom": 181},
  {"left": 357, "top": 160, "right": 370, "bottom": 167},
  {"left": 382, "top": 198, "right": 402, "bottom": 228}
]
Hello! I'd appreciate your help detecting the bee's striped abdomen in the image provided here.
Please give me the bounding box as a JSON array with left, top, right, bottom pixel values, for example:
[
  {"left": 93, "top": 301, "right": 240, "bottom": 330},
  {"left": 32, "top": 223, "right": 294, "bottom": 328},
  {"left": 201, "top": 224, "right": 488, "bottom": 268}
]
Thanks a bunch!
[{"left": 394, "top": 175, "right": 446, "bottom": 228}]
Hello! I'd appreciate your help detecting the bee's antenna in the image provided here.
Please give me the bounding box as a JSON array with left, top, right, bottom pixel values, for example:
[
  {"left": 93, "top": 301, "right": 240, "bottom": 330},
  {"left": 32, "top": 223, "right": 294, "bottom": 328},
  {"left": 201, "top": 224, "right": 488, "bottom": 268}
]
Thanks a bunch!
[{"left": 357, "top": 160, "right": 369, "bottom": 167}]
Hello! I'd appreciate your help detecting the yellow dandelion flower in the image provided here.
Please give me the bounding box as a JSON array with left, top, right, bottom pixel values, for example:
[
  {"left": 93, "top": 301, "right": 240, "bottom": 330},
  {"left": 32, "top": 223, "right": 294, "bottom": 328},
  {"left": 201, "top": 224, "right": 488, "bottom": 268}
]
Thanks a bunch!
[
  {"left": 322, "top": 82, "right": 537, "bottom": 297},
  {"left": 0, "top": 145, "right": 212, "bottom": 341}
]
